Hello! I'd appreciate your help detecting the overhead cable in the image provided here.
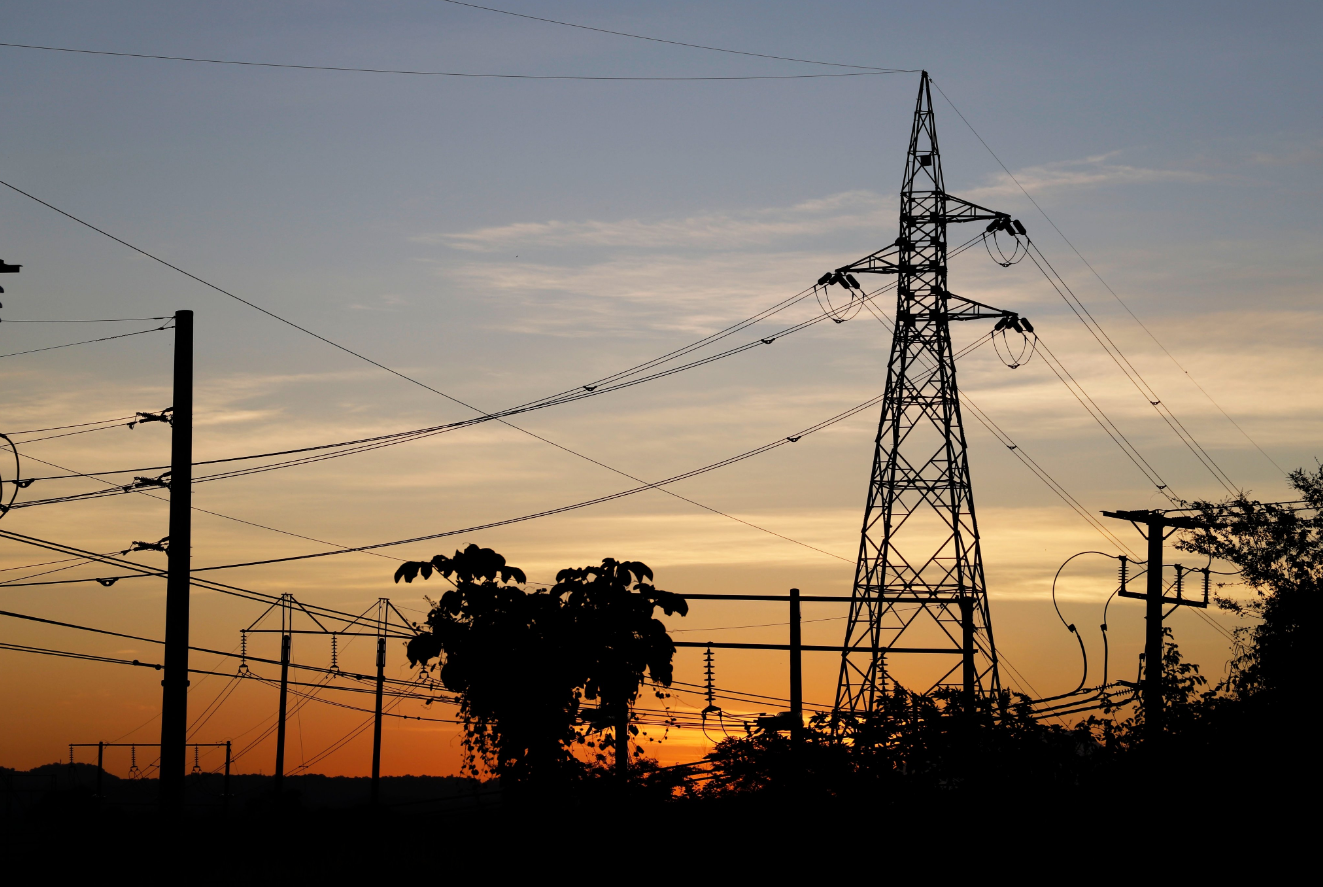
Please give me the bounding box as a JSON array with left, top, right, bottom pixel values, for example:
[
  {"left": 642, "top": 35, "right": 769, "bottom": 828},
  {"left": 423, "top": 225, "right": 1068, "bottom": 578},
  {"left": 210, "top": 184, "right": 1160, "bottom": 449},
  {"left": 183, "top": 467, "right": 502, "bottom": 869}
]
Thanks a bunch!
[
  {"left": 0, "top": 42, "right": 904, "bottom": 80},
  {"left": 931, "top": 78, "right": 1278, "bottom": 477},
  {"left": 0, "top": 321, "right": 170, "bottom": 359},
  {"left": 0, "top": 178, "right": 879, "bottom": 565},
  {"left": 860, "top": 298, "right": 1138, "bottom": 556},
  {"left": 172, "top": 388, "right": 893, "bottom": 572},
  {"left": 1024, "top": 242, "right": 1238, "bottom": 495},
  {"left": 434, "top": 0, "right": 909, "bottom": 72}
]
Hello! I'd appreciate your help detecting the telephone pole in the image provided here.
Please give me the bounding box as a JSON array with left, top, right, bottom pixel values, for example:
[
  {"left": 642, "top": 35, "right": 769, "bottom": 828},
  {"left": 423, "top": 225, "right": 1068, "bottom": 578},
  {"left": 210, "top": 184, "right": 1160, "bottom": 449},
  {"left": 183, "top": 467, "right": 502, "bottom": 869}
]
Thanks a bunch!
[
  {"left": 789, "top": 587, "right": 802, "bottom": 737},
  {"left": 1102, "top": 509, "right": 1211, "bottom": 733},
  {"left": 273, "top": 595, "right": 292, "bottom": 794},
  {"left": 371, "top": 598, "right": 386, "bottom": 806},
  {"left": 158, "top": 309, "right": 192, "bottom": 809}
]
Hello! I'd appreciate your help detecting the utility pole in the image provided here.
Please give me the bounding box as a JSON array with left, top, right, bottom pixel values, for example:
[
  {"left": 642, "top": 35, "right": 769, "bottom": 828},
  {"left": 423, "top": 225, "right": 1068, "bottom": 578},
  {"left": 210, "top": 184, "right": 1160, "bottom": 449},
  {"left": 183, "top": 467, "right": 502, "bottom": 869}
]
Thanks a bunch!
[
  {"left": 158, "top": 309, "right": 193, "bottom": 809},
  {"left": 273, "top": 595, "right": 292, "bottom": 794},
  {"left": 1102, "top": 509, "right": 1210, "bottom": 736},
  {"left": 789, "top": 588, "right": 802, "bottom": 738},
  {"left": 1143, "top": 514, "right": 1164, "bottom": 730},
  {"left": 371, "top": 598, "right": 386, "bottom": 806}
]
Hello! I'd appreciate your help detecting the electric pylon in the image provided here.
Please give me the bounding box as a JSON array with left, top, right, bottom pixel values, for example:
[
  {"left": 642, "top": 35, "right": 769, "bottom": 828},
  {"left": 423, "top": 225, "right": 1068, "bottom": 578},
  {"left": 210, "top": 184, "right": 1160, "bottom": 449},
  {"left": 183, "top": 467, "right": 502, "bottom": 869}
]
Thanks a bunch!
[{"left": 818, "top": 72, "right": 1029, "bottom": 715}]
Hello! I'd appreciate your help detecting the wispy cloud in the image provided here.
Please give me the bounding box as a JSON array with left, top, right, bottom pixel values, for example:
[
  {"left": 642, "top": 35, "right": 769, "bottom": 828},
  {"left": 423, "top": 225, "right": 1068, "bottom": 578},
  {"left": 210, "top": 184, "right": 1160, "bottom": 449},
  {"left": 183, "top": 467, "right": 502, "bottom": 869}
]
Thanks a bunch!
[
  {"left": 1249, "top": 141, "right": 1323, "bottom": 167},
  {"left": 414, "top": 191, "right": 891, "bottom": 253},
  {"left": 963, "top": 153, "right": 1207, "bottom": 199}
]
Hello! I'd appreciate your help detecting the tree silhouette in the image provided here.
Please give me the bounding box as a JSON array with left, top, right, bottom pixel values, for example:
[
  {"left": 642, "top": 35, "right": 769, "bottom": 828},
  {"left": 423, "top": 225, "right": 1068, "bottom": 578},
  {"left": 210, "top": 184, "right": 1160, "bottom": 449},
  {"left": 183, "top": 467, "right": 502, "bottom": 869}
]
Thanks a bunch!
[
  {"left": 395, "top": 545, "right": 687, "bottom": 788},
  {"left": 1176, "top": 464, "right": 1319, "bottom": 703}
]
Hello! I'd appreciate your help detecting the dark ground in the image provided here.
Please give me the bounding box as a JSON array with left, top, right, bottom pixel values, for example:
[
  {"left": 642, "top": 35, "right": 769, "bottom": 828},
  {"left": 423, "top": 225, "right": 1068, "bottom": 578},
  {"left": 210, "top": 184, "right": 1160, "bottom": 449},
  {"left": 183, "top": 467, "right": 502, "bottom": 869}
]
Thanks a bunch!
[{"left": 0, "top": 762, "right": 1304, "bottom": 880}]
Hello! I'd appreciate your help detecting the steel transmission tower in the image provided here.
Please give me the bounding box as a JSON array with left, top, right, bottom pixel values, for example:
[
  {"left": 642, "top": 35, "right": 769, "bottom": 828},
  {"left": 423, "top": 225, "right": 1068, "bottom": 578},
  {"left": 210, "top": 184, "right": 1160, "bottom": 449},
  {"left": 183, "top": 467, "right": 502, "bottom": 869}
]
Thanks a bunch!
[{"left": 818, "top": 72, "right": 1029, "bottom": 715}]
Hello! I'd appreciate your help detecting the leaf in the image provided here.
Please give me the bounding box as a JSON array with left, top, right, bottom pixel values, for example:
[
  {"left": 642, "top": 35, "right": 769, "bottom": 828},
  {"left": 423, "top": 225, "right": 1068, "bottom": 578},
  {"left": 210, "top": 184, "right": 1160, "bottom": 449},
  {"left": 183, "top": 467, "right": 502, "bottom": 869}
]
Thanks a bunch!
[
  {"left": 652, "top": 590, "right": 689, "bottom": 617},
  {"left": 394, "top": 562, "right": 422, "bottom": 584}
]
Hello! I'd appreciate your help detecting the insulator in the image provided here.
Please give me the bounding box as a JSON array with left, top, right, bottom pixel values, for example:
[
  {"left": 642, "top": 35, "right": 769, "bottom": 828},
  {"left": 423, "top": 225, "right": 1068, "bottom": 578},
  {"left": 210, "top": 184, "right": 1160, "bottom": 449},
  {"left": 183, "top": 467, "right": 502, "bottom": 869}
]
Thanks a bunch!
[
  {"left": 993, "top": 316, "right": 1010, "bottom": 331},
  {"left": 817, "top": 272, "right": 833, "bottom": 286},
  {"left": 846, "top": 273, "right": 862, "bottom": 289},
  {"left": 1013, "top": 219, "right": 1027, "bottom": 236},
  {"left": 1010, "top": 318, "right": 1024, "bottom": 333},
  {"left": 1118, "top": 556, "right": 1128, "bottom": 593},
  {"left": 1174, "top": 565, "right": 1184, "bottom": 600},
  {"left": 1020, "top": 318, "right": 1034, "bottom": 333},
  {"left": 1202, "top": 568, "right": 1211, "bottom": 603}
]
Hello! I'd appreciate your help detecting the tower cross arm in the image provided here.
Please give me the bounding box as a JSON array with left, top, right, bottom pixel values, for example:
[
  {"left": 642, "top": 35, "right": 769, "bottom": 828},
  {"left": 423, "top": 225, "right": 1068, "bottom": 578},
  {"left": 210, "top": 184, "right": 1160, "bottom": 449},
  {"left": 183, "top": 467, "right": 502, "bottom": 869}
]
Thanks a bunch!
[
  {"left": 945, "top": 292, "right": 1019, "bottom": 322},
  {"left": 935, "top": 192, "right": 1010, "bottom": 225},
  {"left": 836, "top": 241, "right": 903, "bottom": 276}
]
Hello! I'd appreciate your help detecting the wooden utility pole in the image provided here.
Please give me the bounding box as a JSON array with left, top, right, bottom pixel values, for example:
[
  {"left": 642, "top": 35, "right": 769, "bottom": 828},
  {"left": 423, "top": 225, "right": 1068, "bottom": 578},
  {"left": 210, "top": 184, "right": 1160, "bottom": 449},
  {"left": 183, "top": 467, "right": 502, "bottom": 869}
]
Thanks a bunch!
[
  {"left": 1102, "top": 509, "right": 1211, "bottom": 736},
  {"left": 158, "top": 309, "right": 192, "bottom": 809},
  {"left": 789, "top": 587, "right": 802, "bottom": 738},
  {"left": 371, "top": 598, "right": 386, "bottom": 806},
  {"left": 1143, "top": 514, "right": 1165, "bottom": 730},
  {"left": 273, "top": 600, "right": 292, "bottom": 793}
]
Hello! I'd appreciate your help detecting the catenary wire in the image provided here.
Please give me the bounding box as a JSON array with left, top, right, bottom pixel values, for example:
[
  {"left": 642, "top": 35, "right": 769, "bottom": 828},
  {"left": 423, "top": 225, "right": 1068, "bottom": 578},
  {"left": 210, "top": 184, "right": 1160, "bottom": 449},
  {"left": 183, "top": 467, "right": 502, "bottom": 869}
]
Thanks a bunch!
[
  {"left": 433, "top": 0, "right": 909, "bottom": 72},
  {"left": 0, "top": 42, "right": 902, "bottom": 80},
  {"left": 4, "top": 415, "right": 137, "bottom": 435},
  {"left": 180, "top": 387, "right": 894, "bottom": 573},
  {"left": 859, "top": 297, "right": 1139, "bottom": 556},
  {"left": 0, "top": 317, "right": 171, "bottom": 323},
  {"left": 930, "top": 78, "right": 1279, "bottom": 477},
  {"left": 1023, "top": 242, "right": 1238, "bottom": 494},
  {"left": 0, "top": 322, "right": 170, "bottom": 359},
  {"left": 1033, "top": 334, "right": 1178, "bottom": 499},
  {"left": 0, "top": 183, "right": 885, "bottom": 566}
]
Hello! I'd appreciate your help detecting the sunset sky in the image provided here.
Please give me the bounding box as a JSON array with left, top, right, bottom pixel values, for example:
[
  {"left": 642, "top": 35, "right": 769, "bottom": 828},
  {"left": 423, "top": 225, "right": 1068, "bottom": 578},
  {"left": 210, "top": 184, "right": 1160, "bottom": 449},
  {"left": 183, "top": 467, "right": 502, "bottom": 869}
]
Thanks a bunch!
[{"left": 1, "top": 1, "right": 1319, "bottom": 778}]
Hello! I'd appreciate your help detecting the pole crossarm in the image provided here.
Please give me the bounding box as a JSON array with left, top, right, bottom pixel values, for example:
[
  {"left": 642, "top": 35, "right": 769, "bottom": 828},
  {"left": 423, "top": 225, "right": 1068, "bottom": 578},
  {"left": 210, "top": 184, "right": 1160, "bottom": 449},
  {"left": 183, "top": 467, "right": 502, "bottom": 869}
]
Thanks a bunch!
[
  {"left": 1101, "top": 509, "right": 1210, "bottom": 531},
  {"left": 1100, "top": 507, "right": 1221, "bottom": 733}
]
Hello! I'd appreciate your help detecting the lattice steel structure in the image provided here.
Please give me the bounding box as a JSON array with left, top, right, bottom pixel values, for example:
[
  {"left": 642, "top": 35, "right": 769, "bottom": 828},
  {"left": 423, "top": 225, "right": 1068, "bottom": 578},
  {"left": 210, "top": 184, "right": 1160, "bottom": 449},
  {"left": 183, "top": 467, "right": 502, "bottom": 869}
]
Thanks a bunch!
[{"left": 821, "top": 72, "right": 1025, "bottom": 715}]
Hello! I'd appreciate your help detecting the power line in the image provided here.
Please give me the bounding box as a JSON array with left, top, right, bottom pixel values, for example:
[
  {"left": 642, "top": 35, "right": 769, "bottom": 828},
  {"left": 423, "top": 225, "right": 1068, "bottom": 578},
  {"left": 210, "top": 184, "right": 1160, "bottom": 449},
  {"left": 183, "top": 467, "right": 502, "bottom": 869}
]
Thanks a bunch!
[
  {"left": 0, "top": 528, "right": 415, "bottom": 633},
  {"left": 0, "top": 179, "right": 884, "bottom": 565},
  {"left": 435, "top": 0, "right": 909, "bottom": 72},
  {"left": 4, "top": 452, "right": 407, "bottom": 570},
  {"left": 930, "top": 78, "right": 1280, "bottom": 478},
  {"left": 1033, "top": 335, "right": 1178, "bottom": 499},
  {"left": 0, "top": 41, "right": 905, "bottom": 80},
  {"left": 183, "top": 388, "right": 891, "bottom": 573},
  {"left": 859, "top": 298, "right": 1139, "bottom": 556},
  {"left": 1024, "top": 241, "right": 1238, "bottom": 494},
  {"left": 0, "top": 321, "right": 169, "bottom": 359},
  {"left": 2, "top": 415, "right": 137, "bottom": 435},
  {"left": 0, "top": 316, "right": 171, "bottom": 323},
  {"left": 9, "top": 272, "right": 918, "bottom": 488}
]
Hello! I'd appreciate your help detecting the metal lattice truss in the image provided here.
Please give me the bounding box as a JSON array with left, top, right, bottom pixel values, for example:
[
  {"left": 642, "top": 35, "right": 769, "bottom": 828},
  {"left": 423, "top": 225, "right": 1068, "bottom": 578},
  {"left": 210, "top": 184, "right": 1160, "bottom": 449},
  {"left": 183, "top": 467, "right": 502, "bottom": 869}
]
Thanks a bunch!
[{"left": 832, "top": 72, "right": 1019, "bottom": 715}]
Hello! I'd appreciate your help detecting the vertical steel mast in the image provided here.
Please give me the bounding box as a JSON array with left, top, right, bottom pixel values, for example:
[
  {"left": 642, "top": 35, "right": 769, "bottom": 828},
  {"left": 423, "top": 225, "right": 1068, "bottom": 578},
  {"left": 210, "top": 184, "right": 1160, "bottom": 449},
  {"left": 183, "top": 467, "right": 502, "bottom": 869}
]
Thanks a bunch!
[{"left": 817, "top": 72, "right": 1029, "bottom": 715}]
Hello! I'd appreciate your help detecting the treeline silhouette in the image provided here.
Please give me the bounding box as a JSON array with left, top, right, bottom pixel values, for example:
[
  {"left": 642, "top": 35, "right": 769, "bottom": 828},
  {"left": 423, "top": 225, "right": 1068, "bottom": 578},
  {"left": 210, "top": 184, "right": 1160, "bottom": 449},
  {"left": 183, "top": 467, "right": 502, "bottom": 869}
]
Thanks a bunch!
[{"left": 5, "top": 470, "right": 1311, "bottom": 861}]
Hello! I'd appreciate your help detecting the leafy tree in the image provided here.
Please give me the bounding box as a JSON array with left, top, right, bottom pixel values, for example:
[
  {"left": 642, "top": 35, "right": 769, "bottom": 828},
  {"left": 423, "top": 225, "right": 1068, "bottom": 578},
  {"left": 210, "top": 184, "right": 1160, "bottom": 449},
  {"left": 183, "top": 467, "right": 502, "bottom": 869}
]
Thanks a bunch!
[
  {"left": 395, "top": 544, "right": 687, "bottom": 788},
  {"left": 1176, "top": 464, "right": 1320, "bottom": 703}
]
